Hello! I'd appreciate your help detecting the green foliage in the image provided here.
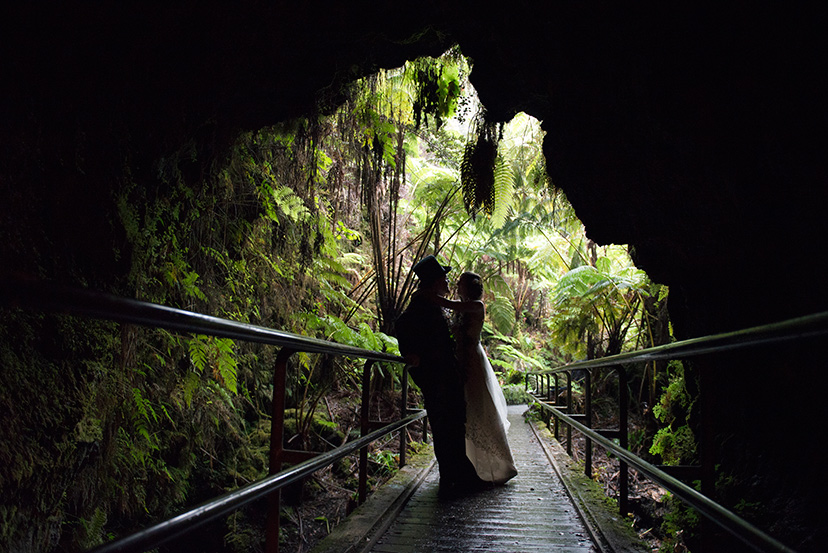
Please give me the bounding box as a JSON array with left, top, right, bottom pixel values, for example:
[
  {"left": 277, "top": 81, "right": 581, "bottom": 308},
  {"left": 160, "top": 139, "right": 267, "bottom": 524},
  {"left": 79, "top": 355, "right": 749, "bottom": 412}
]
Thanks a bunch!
[
  {"left": 492, "top": 343, "right": 547, "bottom": 373},
  {"left": 224, "top": 511, "right": 262, "bottom": 553},
  {"left": 649, "top": 361, "right": 698, "bottom": 466},
  {"left": 461, "top": 121, "right": 500, "bottom": 218},
  {"left": 368, "top": 450, "right": 399, "bottom": 478},
  {"left": 501, "top": 385, "right": 533, "bottom": 405},
  {"left": 549, "top": 253, "right": 650, "bottom": 359},
  {"left": 260, "top": 182, "right": 313, "bottom": 225},
  {"left": 1, "top": 45, "right": 676, "bottom": 553},
  {"left": 660, "top": 493, "right": 700, "bottom": 552},
  {"left": 408, "top": 54, "right": 463, "bottom": 129},
  {"left": 77, "top": 507, "right": 108, "bottom": 549},
  {"left": 188, "top": 335, "right": 239, "bottom": 394},
  {"left": 488, "top": 294, "right": 516, "bottom": 335},
  {"left": 650, "top": 426, "right": 696, "bottom": 466}
]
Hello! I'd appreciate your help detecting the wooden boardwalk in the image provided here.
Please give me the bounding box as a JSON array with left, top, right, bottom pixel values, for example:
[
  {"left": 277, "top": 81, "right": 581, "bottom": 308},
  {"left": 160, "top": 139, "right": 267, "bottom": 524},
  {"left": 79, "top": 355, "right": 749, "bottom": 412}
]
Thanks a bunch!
[{"left": 368, "top": 405, "right": 597, "bottom": 553}]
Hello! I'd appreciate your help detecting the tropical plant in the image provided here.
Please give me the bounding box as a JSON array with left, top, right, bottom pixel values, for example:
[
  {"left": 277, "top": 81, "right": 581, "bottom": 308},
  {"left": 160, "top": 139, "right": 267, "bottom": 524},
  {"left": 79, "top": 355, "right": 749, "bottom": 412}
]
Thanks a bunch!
[{"left": 549, "top": 252, "right": 650, "bottom": 359}]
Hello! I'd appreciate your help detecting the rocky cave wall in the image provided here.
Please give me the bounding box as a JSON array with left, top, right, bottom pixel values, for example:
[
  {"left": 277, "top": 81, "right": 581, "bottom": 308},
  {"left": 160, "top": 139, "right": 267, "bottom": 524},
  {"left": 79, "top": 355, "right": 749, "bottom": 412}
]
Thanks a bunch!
[{"left": 2, "top": 3, "right": 827, "bottom": 550}]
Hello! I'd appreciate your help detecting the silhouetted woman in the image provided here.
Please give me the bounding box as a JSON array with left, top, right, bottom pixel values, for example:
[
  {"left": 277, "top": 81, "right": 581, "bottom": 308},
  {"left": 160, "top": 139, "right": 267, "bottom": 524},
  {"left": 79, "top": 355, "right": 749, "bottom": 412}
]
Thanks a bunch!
[{"left": 438, "top": 271, "right": 518, "bottom": 484}]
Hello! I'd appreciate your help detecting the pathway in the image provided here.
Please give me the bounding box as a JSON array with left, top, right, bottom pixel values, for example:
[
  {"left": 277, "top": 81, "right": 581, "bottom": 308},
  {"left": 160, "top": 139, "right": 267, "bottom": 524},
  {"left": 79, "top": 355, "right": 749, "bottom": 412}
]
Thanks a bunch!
[{"left": 368, "top": 405, "right": 598, "bottom": 553}]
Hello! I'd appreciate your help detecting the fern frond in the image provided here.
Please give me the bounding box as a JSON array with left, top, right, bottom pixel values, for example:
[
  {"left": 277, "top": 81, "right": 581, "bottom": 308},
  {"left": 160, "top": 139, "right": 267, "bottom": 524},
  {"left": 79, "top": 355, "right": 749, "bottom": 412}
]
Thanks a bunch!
[
  {"left": 182, "top": 372, "right": 199, "bottom": 408},
  {"left": 489, "top": 155, "right": 516, "bottom": 228},
  {"left": 460, "top": 120, "right": 499, "bottom": 218},
  {"left": 488, "top": 294, "right": 516, "bottom": 335},
  {"left": 553, "top": 265, "right": 601, "bottom": 304},
  {"left": 214, "top": 338, "right": 238, "bottom": 394},
  {"left": 272, "top": 186, "right": 311, "bottom": 223},
  {"left": 188, "top": 335, "right": 208, "bottom": 372}
]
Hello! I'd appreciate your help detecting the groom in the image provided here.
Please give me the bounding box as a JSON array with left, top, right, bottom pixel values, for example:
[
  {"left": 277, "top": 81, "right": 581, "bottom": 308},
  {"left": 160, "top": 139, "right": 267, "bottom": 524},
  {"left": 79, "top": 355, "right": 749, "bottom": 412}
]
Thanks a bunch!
[{"left": 395, "top": 255, "right": 485, "bottom": 498}]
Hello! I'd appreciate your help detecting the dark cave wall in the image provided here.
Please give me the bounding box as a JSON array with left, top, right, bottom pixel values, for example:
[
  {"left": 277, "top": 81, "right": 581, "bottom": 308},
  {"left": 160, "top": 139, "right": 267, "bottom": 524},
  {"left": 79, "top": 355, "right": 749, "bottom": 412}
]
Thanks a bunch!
[
  {"left": 5, "top": 2, "right": 825, "bottom": 328},
  {"left": 454, "top": 3, "right": 828, "bottom": 332},
  {"left": 2, "top": 2, "right": 827, "bottom": 551}
]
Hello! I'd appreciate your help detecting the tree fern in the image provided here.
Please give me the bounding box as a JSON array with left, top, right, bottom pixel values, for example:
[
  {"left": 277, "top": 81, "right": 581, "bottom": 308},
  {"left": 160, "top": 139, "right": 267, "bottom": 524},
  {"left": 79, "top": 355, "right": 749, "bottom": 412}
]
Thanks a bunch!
[
  {"left": 493, "top": 343, "right": 548, "bottom": 372},
  {"left": 553, "top": 265, "right": 602, "bottom": 304}
]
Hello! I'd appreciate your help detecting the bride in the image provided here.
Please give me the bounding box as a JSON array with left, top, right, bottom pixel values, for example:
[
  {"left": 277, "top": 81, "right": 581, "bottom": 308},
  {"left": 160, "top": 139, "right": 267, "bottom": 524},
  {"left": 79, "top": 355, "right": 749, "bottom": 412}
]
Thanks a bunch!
[{"left": 438, "top": 271, "right": 518, "bottom": 484}]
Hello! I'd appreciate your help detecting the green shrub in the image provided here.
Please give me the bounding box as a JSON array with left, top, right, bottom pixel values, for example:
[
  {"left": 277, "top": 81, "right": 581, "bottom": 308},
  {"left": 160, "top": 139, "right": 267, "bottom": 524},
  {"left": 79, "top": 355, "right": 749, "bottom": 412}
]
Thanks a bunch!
[{"left": 501, "top": 384, "right": 533, "bottom": 405}]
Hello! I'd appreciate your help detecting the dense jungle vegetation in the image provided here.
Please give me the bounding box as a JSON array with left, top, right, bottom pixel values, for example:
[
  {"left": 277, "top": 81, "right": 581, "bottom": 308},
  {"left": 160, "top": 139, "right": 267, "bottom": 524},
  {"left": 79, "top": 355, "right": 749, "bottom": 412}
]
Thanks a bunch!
[{"left": 0, "top": 48, "right": 697, "bottom": 552}]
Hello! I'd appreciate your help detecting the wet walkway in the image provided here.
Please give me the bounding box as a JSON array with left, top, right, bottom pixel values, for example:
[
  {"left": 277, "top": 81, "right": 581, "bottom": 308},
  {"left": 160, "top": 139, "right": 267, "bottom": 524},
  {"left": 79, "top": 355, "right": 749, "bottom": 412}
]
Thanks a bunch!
[{"left": 368, "top": 405, "right": 597, "bottom": 553}]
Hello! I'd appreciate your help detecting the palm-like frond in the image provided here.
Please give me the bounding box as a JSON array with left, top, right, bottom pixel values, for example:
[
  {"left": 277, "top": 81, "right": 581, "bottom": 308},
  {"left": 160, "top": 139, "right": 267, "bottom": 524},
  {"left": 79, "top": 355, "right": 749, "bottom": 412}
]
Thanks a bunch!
[
  {"left": 553, "top": 265, "right": 603, "bottom": 304},
  {"left": 488, "top": 293, "right": 516, "bottom": 335},
  {"left": 489, "top": 155, "right": 516, "bottom": 228}
]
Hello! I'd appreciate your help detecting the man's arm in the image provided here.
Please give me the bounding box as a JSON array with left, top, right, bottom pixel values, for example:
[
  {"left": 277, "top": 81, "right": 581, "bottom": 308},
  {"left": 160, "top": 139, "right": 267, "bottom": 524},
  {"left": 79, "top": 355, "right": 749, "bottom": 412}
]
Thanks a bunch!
[{"left": 435, "top": 296, "right": 484, "bottom": 315}]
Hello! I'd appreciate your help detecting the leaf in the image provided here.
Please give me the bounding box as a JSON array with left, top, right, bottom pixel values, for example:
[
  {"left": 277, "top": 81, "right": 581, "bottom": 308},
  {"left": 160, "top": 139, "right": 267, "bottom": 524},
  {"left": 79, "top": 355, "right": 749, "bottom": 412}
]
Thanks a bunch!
[
  {"left": 182, "top": 371, "right": 200, "bottom": 408},
  {"left": 132, "top": 387, "right": 158, "bottom": 424},
  {"left": 272, "top": 186, "right": 311, "bottom": 223},
  {"left": 188, "top": 335, "right": 209, "bottom": 372},
  {"left": 490, "top": 358, "right": 514, "bottom": 371},
  {"left": 489, "top": 155, "right": 516, "bottom": 228},
  {"left": 213, "top": 338, "right": 238, "bottom": 394},
  {"left": 553, "top": 265, "right": 601, "bottom": 304},
  {"left": 359, "top": 322, "right": 380, "bottom": 351},
  {"left": 488, "top": 294, "right": 516, "bottom": 335}
]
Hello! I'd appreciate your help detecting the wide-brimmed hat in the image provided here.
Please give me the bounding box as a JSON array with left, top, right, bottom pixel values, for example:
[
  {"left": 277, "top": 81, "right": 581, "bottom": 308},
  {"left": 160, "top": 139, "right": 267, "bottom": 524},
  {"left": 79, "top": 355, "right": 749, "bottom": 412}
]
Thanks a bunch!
[{"left": 412, "top": 255, "right": 451, "bottom": 284}]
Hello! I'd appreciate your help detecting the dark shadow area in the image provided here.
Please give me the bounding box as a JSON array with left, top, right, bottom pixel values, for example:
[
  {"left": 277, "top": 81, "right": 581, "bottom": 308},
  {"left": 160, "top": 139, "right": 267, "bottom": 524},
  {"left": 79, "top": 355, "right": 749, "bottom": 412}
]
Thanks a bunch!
[{"left": 2, "top": 3, "right": 827, "bottom": 552}]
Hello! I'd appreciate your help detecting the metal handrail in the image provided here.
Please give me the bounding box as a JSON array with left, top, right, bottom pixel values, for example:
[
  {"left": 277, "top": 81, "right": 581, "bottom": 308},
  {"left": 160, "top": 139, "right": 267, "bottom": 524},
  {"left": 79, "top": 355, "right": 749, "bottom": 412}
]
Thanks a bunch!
[
  {"left": 534, "top": 403, "right": 795, "bottom": 553},
  {"left": 531, "top": 310, "right": 828, "bottom": 376},
  {"left": 524, "top": 310, "right": 828, "bottom": 553},
  {"left": 1, "top": 278, "right": 415, "bottom": 553},
  {"left": 1, "top": 278, "right": 402, "bottom": 361},
  {"left": 88, "top": 410, "right": 426, "bottom": 553}
]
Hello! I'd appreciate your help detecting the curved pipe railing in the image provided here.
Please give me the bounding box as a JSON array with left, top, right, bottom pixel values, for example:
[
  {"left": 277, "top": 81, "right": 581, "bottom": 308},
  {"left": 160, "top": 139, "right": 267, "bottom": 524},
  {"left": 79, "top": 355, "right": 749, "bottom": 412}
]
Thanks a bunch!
[
  {"left": 526, "top": 311, "right": 828, "bottom": 553},
  {"left": 535, "top": 403, "right": 793, "bottom": 553},
  {"left": 1, "top": 278, "right": 422, "bottom": 553},
  {"left": 87, "top": 410, "right": 425, "bottom": 553},
  {"left": 531, "top": 310, "right": 828, "bottom": 376},
  {"left": 1, "top": 277, "right": 402, "bottom": 361}
]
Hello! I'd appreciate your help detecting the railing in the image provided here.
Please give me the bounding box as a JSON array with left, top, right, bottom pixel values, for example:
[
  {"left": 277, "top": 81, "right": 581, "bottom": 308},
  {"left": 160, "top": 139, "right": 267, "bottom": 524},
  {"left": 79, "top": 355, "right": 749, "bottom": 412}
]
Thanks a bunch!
[
  {"left": 1, "top": 278, "right": 426, "bottom": 553},
  {"left": 525, "top": 311, "right": 828, "bottom": 553}
]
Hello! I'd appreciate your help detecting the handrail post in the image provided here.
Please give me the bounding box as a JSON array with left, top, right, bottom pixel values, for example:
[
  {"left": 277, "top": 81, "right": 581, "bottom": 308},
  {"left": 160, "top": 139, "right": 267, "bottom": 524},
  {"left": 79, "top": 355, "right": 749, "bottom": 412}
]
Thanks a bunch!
[
  {"left": 566, "top": 371, "right": 573, "bottom": 455},
  {"left": 585, "top": 369, "right": 593, "bottom": 479},
  {"left": 553, "top": 374, "right": 560, "bottom": 440},
  {"left": 266, "top": 347, "right": 295, "bottom": 553},
  {"left": 617, "top": 365, "right": 629, "bottom": 516},
  {"left": 358, "top": 359, "right": 374, "bottom": 504},
  {"left": 400, "top": 365, "right": 409, "bottom": 468}
]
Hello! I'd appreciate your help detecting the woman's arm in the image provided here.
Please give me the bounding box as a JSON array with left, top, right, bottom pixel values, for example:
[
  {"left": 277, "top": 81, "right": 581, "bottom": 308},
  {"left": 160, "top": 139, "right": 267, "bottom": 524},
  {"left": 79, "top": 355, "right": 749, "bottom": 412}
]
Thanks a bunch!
[{"left": 436, "top": 295, "right": 484, "bottom": 314}]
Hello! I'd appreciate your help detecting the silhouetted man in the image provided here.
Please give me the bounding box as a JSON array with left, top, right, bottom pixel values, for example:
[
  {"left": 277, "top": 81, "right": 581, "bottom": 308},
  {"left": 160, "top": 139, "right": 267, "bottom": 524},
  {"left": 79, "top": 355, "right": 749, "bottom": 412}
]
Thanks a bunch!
[{"left": 395, "top": 255, "right": 485, "bottom": 498}]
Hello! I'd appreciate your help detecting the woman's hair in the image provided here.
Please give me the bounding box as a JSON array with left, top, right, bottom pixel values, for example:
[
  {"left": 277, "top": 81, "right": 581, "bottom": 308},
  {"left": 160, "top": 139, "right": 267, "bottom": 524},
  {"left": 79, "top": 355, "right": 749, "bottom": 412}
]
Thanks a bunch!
[{"left": 459, "top": 271, "right": 483, "bottom": 300}]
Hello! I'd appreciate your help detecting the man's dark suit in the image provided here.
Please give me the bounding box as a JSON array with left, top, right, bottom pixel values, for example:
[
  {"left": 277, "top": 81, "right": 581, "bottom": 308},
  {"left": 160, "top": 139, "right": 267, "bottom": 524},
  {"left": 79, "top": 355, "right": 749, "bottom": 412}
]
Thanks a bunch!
[{"left": 396, "top": 291, "right": 481, "bottom": 495}]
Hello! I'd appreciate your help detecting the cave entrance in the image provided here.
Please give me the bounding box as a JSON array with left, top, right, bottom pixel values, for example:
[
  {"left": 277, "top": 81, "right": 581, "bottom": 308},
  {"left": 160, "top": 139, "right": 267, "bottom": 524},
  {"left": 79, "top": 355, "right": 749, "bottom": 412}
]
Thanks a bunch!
[{"left": 303, "top": 48, "right": 668, "bottom": 371}]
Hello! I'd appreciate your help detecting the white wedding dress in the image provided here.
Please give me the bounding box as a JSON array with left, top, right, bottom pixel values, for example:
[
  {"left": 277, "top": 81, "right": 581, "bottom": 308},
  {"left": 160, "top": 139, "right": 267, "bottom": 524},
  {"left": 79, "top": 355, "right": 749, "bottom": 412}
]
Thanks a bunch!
[{"left": 456, "top": 309, "right": 518, "bottom": 484}]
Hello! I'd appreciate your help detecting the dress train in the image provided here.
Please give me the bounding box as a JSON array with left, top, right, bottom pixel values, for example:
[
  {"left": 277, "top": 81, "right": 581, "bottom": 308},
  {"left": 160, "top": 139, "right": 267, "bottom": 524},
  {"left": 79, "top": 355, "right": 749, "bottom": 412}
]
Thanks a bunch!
[{"left": 463, "top": 341, "right": 518, "bottom": 484}]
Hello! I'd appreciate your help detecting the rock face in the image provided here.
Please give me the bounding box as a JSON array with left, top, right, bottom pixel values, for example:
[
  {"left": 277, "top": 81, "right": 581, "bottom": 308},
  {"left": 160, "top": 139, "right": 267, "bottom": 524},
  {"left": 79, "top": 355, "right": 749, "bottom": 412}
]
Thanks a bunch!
[{"left": 2, "top": 3, "right": 826, "bottom": 551}]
